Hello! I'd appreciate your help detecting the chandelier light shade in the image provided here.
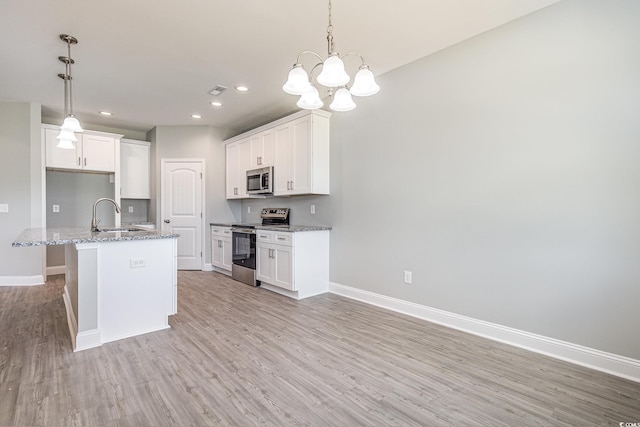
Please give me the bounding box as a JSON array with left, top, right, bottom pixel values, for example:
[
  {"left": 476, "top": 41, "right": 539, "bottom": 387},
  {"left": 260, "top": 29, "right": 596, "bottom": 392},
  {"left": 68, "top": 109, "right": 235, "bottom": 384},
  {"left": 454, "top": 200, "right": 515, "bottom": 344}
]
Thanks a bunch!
[
  {"left": 57, "top": 34, "right": 83, "bottom": 149},
  {"left": 282, "top": 0, "right": 379, "bottom": 112},
  {"left": 297, "top": 86, "right": 324, "bottom": 110},
  {"left": 329, "top": 87, "right": 356, "bottom": 112}
]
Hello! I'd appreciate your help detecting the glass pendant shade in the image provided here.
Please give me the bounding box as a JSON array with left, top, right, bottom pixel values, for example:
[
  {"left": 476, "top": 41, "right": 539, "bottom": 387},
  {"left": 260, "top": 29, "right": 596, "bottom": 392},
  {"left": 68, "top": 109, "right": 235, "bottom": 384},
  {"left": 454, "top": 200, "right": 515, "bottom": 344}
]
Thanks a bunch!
[
  {"left": 296, "top": 86, "right": 324, "bottom": 110},
  {"left": 317, "top": 55, "right": 350, "bottom": 87},
  {"left": 60, "top": 115, "right": 84, "bottom": 132},
  {"left": 283, "top": 65, "right": 312, "bottom": 95},
  {"left": 56, "top": 128, "right": 77, "bottom": 149},
  {"left": 330, "top": 87, "right": 356, "bottom": 112},
  {"left": 350, "top": 67, "right": 380, "bottom": 97}
]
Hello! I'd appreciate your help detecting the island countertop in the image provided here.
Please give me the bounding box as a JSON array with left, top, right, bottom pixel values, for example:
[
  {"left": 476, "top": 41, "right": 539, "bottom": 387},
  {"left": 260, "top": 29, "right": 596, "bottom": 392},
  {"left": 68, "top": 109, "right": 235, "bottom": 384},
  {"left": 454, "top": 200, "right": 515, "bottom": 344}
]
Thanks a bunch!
[{"left": 12, "top": 227, "right": 180, "bottom": 247}]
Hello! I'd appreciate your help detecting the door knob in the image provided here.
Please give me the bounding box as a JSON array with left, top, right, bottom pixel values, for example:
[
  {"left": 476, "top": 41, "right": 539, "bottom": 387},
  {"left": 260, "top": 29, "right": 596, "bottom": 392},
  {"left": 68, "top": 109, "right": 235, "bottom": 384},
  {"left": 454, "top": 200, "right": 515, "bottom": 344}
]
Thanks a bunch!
[{"left": 164, "top": 219, "right": 171, "bottom": 223}]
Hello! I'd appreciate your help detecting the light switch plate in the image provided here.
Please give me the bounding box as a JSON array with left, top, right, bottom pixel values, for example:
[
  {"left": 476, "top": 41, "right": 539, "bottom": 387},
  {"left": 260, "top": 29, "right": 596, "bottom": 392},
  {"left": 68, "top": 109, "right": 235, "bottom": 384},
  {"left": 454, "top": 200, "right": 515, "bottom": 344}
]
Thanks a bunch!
[
  {"left": 53, "top": 205, "right": 60, "bottom": 213},
  {"left": 0, "top": 203, "right": 8, "bottom": 213},
  {"left": 128, "top": 206, "right": 134, "bottom": 213},
  {"left": 130, "top": 258, "right": 147, "bottom": 268}
]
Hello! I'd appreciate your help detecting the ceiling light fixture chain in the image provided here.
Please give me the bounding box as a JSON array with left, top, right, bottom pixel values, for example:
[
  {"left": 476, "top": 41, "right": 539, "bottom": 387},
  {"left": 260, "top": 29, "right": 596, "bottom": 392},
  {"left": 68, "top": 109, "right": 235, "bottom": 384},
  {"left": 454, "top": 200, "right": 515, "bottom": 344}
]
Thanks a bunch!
[
  {"left": 56, "top": 34, "right": 84, "bottom": 149},
  {"left": 282, "top": 0, "right": 380, "bottom": 112}
]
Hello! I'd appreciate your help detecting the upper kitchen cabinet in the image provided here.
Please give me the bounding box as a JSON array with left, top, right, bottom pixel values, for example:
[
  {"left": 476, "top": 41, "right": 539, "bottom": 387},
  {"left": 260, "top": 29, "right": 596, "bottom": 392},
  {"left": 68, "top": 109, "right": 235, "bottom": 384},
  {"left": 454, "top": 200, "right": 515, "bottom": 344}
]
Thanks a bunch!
[
  {"left": 249, "top": 129, "right": 274, "bottom": 168},
  {"left": 224, "top": 110, "right": 330, "bottom": 199},
  {"left": 120, "top": 139, "right": 150, "bottom": 199},
  {"left": 274, "top": 112, "right": 330, "bottom": 196},
  {"left": 226, "top": 137, "right": 251, "bottom": 199},
  {"left": 43, "top": 125, "right": 121, "bottom": 173}
]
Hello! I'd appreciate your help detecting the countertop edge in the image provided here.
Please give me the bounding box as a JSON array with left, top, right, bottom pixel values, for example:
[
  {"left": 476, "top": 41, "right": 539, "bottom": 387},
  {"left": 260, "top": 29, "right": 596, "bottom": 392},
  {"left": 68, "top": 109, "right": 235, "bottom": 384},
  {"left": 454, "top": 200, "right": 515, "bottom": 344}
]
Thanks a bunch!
[{"left": 210, "top": 222, "right": 332, "bottom": 232}]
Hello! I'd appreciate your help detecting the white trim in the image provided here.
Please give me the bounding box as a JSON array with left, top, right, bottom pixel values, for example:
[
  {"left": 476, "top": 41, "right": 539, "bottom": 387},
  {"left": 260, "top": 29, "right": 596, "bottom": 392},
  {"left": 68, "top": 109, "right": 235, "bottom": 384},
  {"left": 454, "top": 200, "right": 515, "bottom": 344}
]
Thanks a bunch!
[
  {"left": 47, "top": 265, "right": 65, "bottom": 276},
  {"left": 75, "top": 329, "right": 102, "bottom": 352},
  {"left": 0, "top": 275, "right": 45, "bottom": 286},
  {"left": 62, "top": 285, "right": 77, "bottom": 350},
  {"left": 203, "top": 262, "right": 214, "bottom": 272},
  {"left": 329, "top": 282, "right": 640, "bottom": 383}
]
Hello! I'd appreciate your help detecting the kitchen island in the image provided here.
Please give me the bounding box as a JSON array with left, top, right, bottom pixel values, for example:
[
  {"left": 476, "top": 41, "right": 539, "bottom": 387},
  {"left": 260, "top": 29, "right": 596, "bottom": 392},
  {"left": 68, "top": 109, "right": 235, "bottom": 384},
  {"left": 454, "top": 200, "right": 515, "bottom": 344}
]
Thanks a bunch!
[{"left": 13, "top": 227, "right": 179, "bottom": 352}]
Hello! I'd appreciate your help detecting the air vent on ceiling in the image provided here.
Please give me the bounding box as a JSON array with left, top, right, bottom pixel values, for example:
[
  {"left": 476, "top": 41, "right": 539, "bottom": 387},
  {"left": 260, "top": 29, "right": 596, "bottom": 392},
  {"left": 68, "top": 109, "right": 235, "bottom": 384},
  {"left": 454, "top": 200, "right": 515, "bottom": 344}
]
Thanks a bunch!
[{"left": 208, "top": 85, "right": 228, "bottom": 96}]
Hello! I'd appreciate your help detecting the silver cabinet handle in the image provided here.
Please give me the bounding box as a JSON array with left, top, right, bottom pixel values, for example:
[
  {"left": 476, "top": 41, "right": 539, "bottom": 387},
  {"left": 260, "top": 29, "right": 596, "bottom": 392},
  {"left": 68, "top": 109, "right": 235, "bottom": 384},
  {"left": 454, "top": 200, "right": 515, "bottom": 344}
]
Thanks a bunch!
[
  {"left": 218, "top": 240, "right": 223, "bottom": 248},
  {"left": 277, "top": 236, "right": 286, "bottom": 241},
  {"left": 78, "top": 157, "right": 81, "bottom": 166},
  {"left": 164, "top": 219, "right": 171, "bottom": 223},
  {"left": 84, "top": 157, "right": 87, "bottom": 166}
]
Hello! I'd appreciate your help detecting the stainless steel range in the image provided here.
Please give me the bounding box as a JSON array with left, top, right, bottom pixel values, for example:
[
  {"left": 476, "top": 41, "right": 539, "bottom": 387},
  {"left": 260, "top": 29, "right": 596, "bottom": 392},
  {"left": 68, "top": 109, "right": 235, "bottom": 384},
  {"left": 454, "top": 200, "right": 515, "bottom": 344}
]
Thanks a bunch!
[{"left": 231, "top": 208, "right": 290, "bottom": 286}]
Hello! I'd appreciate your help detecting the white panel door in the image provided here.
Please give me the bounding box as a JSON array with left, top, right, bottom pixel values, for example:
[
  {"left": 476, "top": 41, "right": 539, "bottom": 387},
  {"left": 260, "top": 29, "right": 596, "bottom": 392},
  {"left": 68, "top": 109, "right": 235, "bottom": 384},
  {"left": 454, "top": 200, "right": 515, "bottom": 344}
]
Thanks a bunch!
[{"left": 162, "top": 160, "right": 203, "bottom": 270}]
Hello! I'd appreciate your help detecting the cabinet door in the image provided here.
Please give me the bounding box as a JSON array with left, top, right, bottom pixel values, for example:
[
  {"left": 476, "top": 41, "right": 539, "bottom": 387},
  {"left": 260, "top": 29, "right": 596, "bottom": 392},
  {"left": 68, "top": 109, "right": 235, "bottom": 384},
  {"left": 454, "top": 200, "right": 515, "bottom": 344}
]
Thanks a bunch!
[
  {"left": 44, "top": 128, "right": 82, "bottom": 170},
  {"left": 273, "top": 244, "right": 294, "bottom": 290},
  {"left": 221, "top": 239, "right": 233, "bottom": 271},
  {"left": 226, "top": 142, "right": 240, "bottom": 198},
  {"left": 226, "top": 139, "right": 250, "bottom": 199},
  {"left": 290, "top": 117, "right": 311, "bottom": 194},
  {"left": 249, "top": 130, "right": 274, "bottom": 168},
  {"left": 256, "top": 243, "right": 274, "bottom": 283},
  {"left": 121, "top": 141, "right": 150, "bottom": 198},
  {"left": 212, "top": 238, "right": 225, "bottom": 269},
  {"left": 82, "top": 134, "right": 116, "bottom": 172},
  {"left": 273, "top": 124, "right": 292, "bottom": 195}
]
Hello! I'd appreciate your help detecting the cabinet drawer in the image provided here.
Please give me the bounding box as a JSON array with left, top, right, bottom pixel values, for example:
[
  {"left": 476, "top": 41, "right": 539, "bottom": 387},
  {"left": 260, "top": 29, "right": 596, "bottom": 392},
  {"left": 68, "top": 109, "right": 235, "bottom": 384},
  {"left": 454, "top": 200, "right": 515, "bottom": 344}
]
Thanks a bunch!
[
  {"left": 211, "top": 226, "right": 232, "bottom": 238},
  {"left": 256, "top": 231, "right": 274, "bottom": 242},
  {"left": 273, "top": 232, "right": 292, "bottom": 246}
]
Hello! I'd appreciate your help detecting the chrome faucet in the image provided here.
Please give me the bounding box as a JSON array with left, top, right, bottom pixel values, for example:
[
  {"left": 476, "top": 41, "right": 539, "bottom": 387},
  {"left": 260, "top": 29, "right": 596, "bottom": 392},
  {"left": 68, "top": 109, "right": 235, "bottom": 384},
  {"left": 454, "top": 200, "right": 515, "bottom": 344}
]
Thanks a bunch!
[{"left": 91, "top": 198, "right": 121, "bottom": 232}]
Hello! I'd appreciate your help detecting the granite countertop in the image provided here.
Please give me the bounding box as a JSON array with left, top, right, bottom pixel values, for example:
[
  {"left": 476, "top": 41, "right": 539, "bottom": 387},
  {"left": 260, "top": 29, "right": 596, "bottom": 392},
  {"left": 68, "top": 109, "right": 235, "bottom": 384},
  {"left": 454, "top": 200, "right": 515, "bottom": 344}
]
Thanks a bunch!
[
  {"left": 12, "top": 226, "right": 180, "bottom": 247},
  {"left": 210, "top": 222, "right": 332, "bottom": 232}
]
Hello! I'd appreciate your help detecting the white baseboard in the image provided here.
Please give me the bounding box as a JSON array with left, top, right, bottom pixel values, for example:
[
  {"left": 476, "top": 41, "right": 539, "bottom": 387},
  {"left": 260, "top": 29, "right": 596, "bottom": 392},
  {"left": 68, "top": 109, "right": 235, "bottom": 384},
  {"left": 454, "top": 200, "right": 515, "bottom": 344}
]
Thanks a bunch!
[
  {"left": 202, "top": 263, "right": 214, "bottom": 272},
  {"left": 47, "top": 265, "right": 65, "bottom": 276},
  {"left": 75, "top": 329, "right": 102, "bottom": 352},
  {"left": 0, "top": 275, "right": 45, "bottom": 286},
  {"left": 329, "top": 282, "right": 640, "bottom": 383}
]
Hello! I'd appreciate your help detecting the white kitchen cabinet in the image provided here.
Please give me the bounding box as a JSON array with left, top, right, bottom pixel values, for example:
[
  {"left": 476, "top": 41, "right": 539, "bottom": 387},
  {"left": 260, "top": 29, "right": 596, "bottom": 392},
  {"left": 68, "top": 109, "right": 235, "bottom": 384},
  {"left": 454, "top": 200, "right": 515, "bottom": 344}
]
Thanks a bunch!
[
  {"left": 226, "top": 138, "right": 251, "bottom": 199},
  {"left": 211, "top": 225, "right": 232, "bottom": 274},
  {"left": 256, "top": 230, "right": 294, "bottom": 290},
  {"left": 273, "top": 111, "right": 330, "bottom": 196},
  {"left": 120, "top": 139, "right": 150, "bottom": 199},
  {"left": 256, "top": 229, "right": 329, "bottom": 299},
  {"left": 225, "top": 109, "right": 331, "bottom": 199},
  {"left": 249, "top": 129, "right": 274, "bottom": 168},
  {"left": 44, "top": 127, "right": 118, "bottom": 172}
]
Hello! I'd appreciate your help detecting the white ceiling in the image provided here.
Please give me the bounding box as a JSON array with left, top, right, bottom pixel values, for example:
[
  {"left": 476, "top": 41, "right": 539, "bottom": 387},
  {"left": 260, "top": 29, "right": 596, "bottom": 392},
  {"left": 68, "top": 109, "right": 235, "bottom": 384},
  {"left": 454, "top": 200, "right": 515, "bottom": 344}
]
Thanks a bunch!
[{"left": 1, "top": 0, "right": 560, "bottom": 137}]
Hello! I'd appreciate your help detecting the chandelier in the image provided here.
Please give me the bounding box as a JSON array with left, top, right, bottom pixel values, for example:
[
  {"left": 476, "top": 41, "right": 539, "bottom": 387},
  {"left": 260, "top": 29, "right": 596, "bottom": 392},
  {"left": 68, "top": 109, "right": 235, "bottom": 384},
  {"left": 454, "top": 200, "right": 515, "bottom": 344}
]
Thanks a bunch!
[
  {"left": 282, "top": 0, "right": 380, "bottom": 112},
  {"left": 56, "top": 34, "right": 84, "bottom": 149}
]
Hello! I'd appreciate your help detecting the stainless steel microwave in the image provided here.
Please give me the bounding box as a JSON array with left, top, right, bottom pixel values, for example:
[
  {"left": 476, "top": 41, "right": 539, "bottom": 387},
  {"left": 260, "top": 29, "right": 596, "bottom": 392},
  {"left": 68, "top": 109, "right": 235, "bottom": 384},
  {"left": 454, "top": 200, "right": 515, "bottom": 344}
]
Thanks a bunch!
[{"left": 246, "top": 166, "right": 273, "bottom": 195}]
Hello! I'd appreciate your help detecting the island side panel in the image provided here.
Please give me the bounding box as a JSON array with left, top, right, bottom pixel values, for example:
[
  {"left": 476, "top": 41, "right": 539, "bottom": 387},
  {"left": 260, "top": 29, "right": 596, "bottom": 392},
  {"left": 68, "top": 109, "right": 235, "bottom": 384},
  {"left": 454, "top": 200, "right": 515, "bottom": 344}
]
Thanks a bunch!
[
  {"left": 73, "top": 243, "right": 102, "bottom": 351},
  {"left": 97, "top": 238, "right": 176, "bottom": 343}
]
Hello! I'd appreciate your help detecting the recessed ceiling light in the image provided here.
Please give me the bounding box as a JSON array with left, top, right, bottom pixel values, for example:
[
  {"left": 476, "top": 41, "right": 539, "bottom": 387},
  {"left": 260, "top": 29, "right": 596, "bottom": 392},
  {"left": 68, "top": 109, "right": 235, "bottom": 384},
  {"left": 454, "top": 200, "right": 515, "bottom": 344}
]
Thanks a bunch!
[
  {"left": 99, "top": 111, "right": 113, "bottom": 116},
  {"left": 235, "top": 85, "right": 249, "bottom": 92},
  {"left": 191, "top": 114, "right": 202, "bottom": 119},
  {"left": 210, "top": 101, "right": 223, "bottom": 107}
]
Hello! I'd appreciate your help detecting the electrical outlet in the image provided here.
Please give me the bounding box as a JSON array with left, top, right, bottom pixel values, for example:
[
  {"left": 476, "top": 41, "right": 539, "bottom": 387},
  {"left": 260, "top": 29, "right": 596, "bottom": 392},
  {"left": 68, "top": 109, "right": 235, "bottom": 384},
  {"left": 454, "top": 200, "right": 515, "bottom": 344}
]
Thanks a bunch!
[
  {"left": 248, "top": 206, "right": 251, "bottom": 213},
  {"left": 0, "top": 203, "right": 8, "bottom": 213},
  {"left": 128, "top": 206, "right": 134, "bottom": 213},
  {"left": 130, "top": 258, "right": 147, "bottom": 268},
  {"left": 310, "top": 204, "right": 316, "bottom": 215},
  {"left": 52, "top": 205, "right": 60, "bottom": 213},
  {"left": 404, "top": 270, "right": 412, "bottom": 284}
]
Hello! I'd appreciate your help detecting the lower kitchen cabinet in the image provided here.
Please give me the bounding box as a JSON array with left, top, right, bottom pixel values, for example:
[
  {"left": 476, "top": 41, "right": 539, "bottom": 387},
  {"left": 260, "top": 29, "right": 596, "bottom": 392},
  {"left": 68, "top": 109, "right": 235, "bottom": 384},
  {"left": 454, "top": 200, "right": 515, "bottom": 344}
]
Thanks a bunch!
[
  {"left": 211, "top": 225, "right": 232, "bottom": 274},
  {"left": 256, "top": 229, "right": 329, "bottom": 300}
]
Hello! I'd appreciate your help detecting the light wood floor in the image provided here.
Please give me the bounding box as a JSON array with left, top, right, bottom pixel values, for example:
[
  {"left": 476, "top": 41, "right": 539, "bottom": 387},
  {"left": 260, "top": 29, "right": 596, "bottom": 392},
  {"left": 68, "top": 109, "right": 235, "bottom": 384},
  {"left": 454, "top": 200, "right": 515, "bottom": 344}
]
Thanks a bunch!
[{"left": 1, "top": 271, "right": 639, "bottom": 426}]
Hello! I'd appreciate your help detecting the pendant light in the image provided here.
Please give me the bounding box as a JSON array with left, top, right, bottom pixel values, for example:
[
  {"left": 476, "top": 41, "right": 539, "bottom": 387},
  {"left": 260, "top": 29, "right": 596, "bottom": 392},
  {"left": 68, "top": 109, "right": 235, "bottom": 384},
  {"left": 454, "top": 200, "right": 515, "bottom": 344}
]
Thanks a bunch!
[
  {"left": 282, "top": 0, "right": 380, "bottom": 112},
  {"left": 57, "top": 34, "right": 83, "bottom": 149}
]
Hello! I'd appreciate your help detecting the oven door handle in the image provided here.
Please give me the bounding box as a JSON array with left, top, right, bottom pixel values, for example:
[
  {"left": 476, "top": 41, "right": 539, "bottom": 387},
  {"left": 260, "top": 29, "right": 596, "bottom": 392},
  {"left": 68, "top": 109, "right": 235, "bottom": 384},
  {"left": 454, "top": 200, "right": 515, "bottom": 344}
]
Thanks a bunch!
[{"left": 233, "top": 228, "right": 256, "bottom": 234}]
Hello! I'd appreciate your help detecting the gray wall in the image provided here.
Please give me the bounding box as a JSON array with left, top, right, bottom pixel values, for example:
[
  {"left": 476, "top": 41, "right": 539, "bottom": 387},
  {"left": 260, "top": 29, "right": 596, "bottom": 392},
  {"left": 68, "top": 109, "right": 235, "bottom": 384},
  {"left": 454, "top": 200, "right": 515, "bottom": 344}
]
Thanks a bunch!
[
  {"left": 46, "top": 171, "right": 116, "bottom": 266},
  {"left": 0, "top": 102, "right": 43, "bottom": 277},
  {"left": 148, "top": 125, "right": 240, "bottom": 263},
  {"left": 242, "top": 0, "right": 640, "bottom": 360}
]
